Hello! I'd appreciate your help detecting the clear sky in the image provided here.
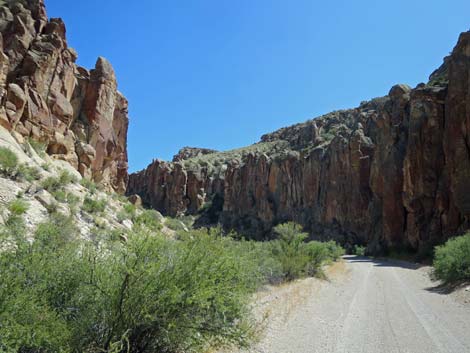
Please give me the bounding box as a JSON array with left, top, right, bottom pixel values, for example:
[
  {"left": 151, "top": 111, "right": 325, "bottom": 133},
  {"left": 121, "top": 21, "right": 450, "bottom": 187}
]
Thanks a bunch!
[{"left": 44, "top": 0, "right": 470, "bottom": 172}]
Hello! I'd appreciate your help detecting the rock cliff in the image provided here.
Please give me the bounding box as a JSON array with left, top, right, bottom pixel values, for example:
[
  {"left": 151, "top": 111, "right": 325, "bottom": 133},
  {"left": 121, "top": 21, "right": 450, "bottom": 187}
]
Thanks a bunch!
[
  {"left": 128, "top": 32, "right": 470, "bottom": 254},
  {"left": 0, "top": 0, "right": 128, "bottom": 193}
]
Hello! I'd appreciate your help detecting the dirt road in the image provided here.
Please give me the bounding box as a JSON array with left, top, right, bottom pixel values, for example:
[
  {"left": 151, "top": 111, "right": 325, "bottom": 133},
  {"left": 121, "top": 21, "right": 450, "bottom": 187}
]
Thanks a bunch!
[{"left": 234, "top": 256, "right": 470, "bottom": 353}]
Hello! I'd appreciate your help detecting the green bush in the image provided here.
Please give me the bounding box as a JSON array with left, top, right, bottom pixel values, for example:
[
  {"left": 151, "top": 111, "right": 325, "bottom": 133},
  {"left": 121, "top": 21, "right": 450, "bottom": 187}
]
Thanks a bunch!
[
  {"left": 324, "top": 240, "right": 346, "bottom": 261},
  {"left": 17, "top": 164, "right": 41, "bottom": 182},
  {"left": 27, "top": 138, "right": 47, "bottom": 157},
  {"left": 42, "top": 172, "right": 77, "bottom": 194},
  {"left": 0, "top": 211, "right": 26, "bottom": 241},
  {"left": 58, "top": 170, "right": 77, "bottom": 185},
  {"left": 433, "top": 233, "right": 470, "bottom": 283},
  {"left": 0, "top": 218, "right": 344, "bottom": 353},
  {"left": 82, "top": 196, "right": 106, "bottom": 214},
  {"left": 270, "top": 222, "right": 344, "bottom": 280},
  {"left": 353, "top": 245, "right": 366, "bottom": 256},
  {"left": 66, "top": 193, "right": 80, "bottom": 211},
  {"left": 165, "top": 217, "right": 188, "bottom": 232},
  {"left": 0, "top": 226, "right": 259, "bottom": 353},
  {"left": 41, "top": 177, "right": 62, "bottom": 192},
  {"left": 80, "top": 178, "right": 97, "bottom": 194},
  {"left": 234, "top": 240, "right": 284, "bottom": 284},
  {"left": 8, "top": 199, "right": 28, "bottom": 216},
  {"left": 133, "top": 209, "right": 162, "bottom": 231},
  {"left": 51, "top": 189, "right": 67, "bottom": 202},
  {"left": 0, "top": 147, "right": 18, "bottom": 176}
]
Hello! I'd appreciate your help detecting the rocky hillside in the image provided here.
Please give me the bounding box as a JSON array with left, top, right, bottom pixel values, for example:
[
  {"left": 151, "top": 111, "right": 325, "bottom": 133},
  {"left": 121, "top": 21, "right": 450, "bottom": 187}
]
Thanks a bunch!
[
  {"left": 0, "top": 0, "right": 128, "bottom": 193},
  {"left": 128, "top": 32, "right": 470, "bottom": 254}
]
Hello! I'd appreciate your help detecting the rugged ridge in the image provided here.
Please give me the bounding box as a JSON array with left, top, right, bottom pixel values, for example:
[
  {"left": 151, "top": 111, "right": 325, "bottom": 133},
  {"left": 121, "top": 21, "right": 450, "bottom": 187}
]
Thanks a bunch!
[
  {"left": 0, "top": 0, "right": 128, "bottom": 192},
  {"left": 128, "top": 32, "right": 470, "bottom": 254}
]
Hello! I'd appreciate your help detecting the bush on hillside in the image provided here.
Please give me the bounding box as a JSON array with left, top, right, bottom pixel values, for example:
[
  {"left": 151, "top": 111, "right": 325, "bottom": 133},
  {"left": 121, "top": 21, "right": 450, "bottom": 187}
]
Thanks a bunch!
[
  {"left": 41, "top": 177, "right": 62, "bottom": 192},
  {"left": 165, "top": 217, "right": 188, "bottom": 232},
  {"left": 8, "top": 198, "right": 28, "bottom": 216},
  {"left": 17, "top": 164, "right": 41, "bottom": 182},
  {"left": 0, "top": 147, "right": 18, "bottom": 177},
  {"left": 80, "top": 178, "right": 97, "bottom": 193},
  {"left": 433, "top": 233, "right": 470, "bottom": 283},
  {"left": 82, "top": 196, "right": 106, "bottom": 214},
  {"left": 27, "top": 138, "right": 47, "bottom": 157},
  {"left": 133, "top": 209, "right": 162, "bottom": 231}
]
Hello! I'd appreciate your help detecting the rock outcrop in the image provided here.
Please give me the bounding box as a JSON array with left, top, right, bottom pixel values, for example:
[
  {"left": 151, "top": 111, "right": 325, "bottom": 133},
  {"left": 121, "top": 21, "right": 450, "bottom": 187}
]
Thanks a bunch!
[
  {"left": 172, "top": 146, "right": 218, "bottom": 162},
  {"left": 0, "top": 0, "right": 128, "bottom": 192},
  {"left": 128, "top": 32, "right": 470, "bottom": 254}
]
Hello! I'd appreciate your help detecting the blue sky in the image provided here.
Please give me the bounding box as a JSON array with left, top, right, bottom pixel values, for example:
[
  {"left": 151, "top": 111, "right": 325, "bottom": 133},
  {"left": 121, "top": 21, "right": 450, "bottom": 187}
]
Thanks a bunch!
[{"left": 45, "top": 0, "right": 470, "bottom": 172}]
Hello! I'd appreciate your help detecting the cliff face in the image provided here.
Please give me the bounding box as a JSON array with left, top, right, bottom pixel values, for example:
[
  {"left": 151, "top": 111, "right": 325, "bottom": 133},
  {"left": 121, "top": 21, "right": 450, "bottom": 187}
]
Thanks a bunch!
[
  {"left": 128, "top": 32, "right": 470, "bottom": 254},
  {"left": 0, "top": 0, "right": 128, "bottom": 192}
]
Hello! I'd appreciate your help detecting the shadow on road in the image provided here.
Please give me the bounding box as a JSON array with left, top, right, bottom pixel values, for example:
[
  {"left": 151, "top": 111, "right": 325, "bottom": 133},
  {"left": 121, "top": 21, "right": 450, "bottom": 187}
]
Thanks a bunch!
[
  {"left": 344, "top": 255, "right": 423, "bottom": 270},
  {"left": 425, "top": 281, "right": 469, "bottom": 295},
  {"left": 343, "top": 256, "right": 468, "bottom": 295}
]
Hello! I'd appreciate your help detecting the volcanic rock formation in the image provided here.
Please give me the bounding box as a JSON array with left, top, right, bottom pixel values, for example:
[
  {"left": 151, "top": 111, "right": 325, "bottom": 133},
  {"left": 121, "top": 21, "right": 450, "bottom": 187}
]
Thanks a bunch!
[
  {"left": 128, "top": 32, "right": 470, "bottom": 254},
  {"left": 0, "top": 0, "right": 128, "bottom": 192}
]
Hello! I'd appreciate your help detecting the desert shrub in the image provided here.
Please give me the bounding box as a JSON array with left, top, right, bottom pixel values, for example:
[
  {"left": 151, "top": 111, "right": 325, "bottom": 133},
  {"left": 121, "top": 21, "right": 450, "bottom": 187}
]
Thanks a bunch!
[
  {"left": 353, "top": 245, "right": 366, "bottom": 256},
  {"left": 433, "top": 233, "right": 470, "bottom": 283},
  {"left": 51, "top": 189, "right": 80, "bottom": 208},
  {"left": 58, "top": 170, "right": 77, "bottom": 185},
  {"left": 82, "top": 196, "right": 106, "bottom": 214},
  {"left": 133, "top": 209, "right": 162, "bottom": 231},
  {"left": 41, "top": 176, "right": 62, "bottom": 192},
  {"left": 271, "top": 222, "right": 311, "bottom": 280},
  {"left": 0, "top": 147, "right": 18, "bottom": 176},
  {"left": 0, "top": 210, "right": 26, "bottom": 241},
  {"left": 66, "top": 193, "right": 80, "bottom": 211},
  {"left": 51, "top": 189, "right": 67, "bottom": 202},
  {"left": 234, "top": 240, "right": 284, "bottom": 284},
  {"left": 17, "top": 164, "right": 41, "bottom": 182},
  {"left": 80, "top": 178, "right": 97, "bottom": 194},
  {"left": 8, "top": 198, "right": 28, "bottom": 216},
  {"left": 117, "top": 202, "right": 137, "bottom": 222},
  {"left": 27, "top": 138, "right": 47, "bottom": 157},
  {"left": 165, "top": 217, "right": 188, "bottom": 232},
  {"left": 270, "top": 222, "right": 344, "bottom": 280},
  {"left": 116, "top": 209, "right": 129, "bottom": 223},
  {"left": 0, "top": 226, "right": 259, "bottom": 353},
  {"left": 40, "top": 171, "right": 76, "bottom": 193},
  {"left": 324, "top": 240, "right": 346, "bottom": 261}
]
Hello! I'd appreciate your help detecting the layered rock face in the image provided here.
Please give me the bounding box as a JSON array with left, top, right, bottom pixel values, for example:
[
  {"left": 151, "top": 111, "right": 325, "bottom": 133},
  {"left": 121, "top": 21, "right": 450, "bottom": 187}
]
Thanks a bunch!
[
  {"left": 128, "top": 32, "right": 470, "bottom": 254},
  {"left": 0, "top": 0, "right": 128, "bottom": 192}
]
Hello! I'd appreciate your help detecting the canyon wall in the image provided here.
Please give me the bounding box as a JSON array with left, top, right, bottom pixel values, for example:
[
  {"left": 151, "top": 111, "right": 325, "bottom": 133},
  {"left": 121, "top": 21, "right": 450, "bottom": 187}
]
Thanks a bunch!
[
  {"left": 0, "top": 0, "right": 128, "bottom": 192},
  {"left": 128, "top": 32, "right": 470, "bottom": 254}
]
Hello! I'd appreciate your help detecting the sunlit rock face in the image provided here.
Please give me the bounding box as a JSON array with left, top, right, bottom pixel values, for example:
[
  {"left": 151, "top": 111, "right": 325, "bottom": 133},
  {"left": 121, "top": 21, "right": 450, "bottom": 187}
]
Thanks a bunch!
[
  {"left": 0, "top": 0, "right": 128, "bottom": 193},
  {"left": 128, "top": 32, "right": 470, "bottom": 254}
]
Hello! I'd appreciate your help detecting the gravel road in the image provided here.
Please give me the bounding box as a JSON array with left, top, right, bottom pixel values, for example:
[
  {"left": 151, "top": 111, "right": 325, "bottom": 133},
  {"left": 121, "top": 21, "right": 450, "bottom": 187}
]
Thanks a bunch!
[{"left": 232, "top": 256, "right": 470, "bottom": 353}]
